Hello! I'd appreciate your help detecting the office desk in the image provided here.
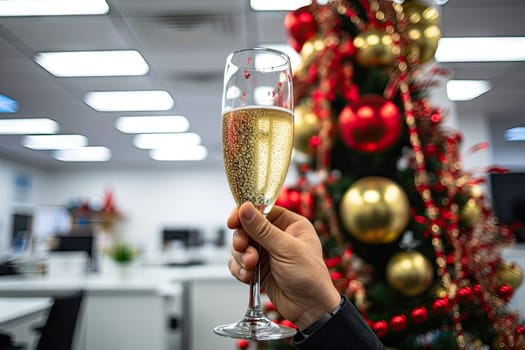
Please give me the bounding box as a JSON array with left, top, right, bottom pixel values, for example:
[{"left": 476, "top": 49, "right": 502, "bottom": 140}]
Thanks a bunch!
[
  {"left": 0, "top": 297, "right": 52, "bottom": 349},
  {"left": 0, "top": 264, "right": 244, "bottom": 350}
]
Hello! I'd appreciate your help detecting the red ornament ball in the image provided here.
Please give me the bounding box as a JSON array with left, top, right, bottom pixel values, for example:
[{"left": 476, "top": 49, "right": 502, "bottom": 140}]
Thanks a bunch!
[
  {"left": 276, "top": 187, "right": 301, "bottom": 210},
  {"left": 338, "top": 95, "right": 402, "bottom": 153},
  {"left": 275, "top": 187, "right": 314, "bottom": 219},
  {"left": 411, "top": 306, "right": 428, "bottom": 324},
  {"left": 237, "top": 339, "right": 250, "bottom": 350},
  {"left": 372, "top": 320, "right": 389, "bottom": 338},
  {"left": 284, "top": 6, "right": 318, "bottom": 51},
  {"left": 432, "top": 297, "right": 449, "bottom": 315},
  {"left": 516, "top": 325, "right": 525, "bottom": 335},
  {"left": 390, "top": 314, "right": 407, "bottom": 332}
]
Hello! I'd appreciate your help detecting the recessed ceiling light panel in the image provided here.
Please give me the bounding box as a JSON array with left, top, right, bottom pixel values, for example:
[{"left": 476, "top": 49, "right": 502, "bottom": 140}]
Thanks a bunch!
[
  {"left": 133, "top": 133, "right": 201, "bottom": 149},
  {"left": 446, "top": 80, "right": 491, "bottom": 101},
  {"left": 0, "top": 94, "right": 18, "bottom": 113},
  {"left": 84, "top": 91, "right": 174, "bottom": 112},
  {"left": 505, "top": 127, "right": 525, "bottom": 141},
  {"left": 22, "top": 134, "right": 87, "bottom": 150},
  {"left": 54, "top": 146, "right": 111, "bottom": 162},
  {"left": 35, "top": 50, "right": 149, "bottom": 77},
  {"left": 436, "top": 37, "right": 525, "bottom": 62},
  {"left": 116, "top": 116, "right": 189, "bottom": 133},
  {"left": 0, "top": 118, "right": 58, "bottom": 134},
  {"left": 250, "top": 0, "right": 310, "bottom": 11},
  {"left": 0, "top": 0, "right": 109, "bottom": 16},
  {"left": 150, "top": 145, "right": 208, "bottom": 161}
]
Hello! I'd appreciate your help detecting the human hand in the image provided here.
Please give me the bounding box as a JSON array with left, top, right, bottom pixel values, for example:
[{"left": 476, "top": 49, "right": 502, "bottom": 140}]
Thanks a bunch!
[{"left": 228, "top": 202, "right": 341, "bottom": 330}]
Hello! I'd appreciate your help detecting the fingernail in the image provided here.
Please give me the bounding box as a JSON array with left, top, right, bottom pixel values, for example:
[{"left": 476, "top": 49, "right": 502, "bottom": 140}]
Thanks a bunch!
[{"left": 239, "top": 268, "right": 247, "bottom": 279}]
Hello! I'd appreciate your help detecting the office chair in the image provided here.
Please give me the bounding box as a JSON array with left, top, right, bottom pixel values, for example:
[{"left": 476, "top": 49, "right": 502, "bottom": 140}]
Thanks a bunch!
[
  {"left": 34, "top": 290, "right": 84, "bottom": 350},
  {"left": 0, "top": 332, "right": 23, "bottom": 350}
]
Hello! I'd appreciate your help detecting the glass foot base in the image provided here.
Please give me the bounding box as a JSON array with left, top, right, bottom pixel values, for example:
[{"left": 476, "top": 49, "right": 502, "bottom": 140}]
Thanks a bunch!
[{"left": 214, "top": 316, "right": 296, "bottom": 341}]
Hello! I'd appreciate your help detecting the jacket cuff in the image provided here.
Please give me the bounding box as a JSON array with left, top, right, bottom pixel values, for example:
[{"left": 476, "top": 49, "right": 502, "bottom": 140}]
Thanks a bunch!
[{"left": 293, "top": 295, "right": 385, "bottom": 350}]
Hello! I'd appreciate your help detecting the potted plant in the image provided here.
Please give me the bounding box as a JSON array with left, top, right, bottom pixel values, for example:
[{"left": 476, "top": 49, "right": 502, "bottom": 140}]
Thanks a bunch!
[{"left": 107, "top": 241, "right": 137, "bottom": 278}]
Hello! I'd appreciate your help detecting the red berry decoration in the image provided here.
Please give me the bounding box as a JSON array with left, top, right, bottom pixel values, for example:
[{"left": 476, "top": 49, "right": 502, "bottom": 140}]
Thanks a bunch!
[
  {"left": 411, "top": 306, "right": 428, "bottom": 324},
  {"left": 390, "top": 314, "right": 407, "bottom": 332},
  {"left": 237, "top": 339, "right": 250, "bottom": 350},
  {"left": 280, "top": 319, "right": 297, "bottom": 329},
  {"left": 338, "top": 95, "right": 402, "bottom": 153},
  {"left": 265, "top": 301, "right": 276, "bottom": 312},
  {"left": 330, "top": 271, "right": 343, "bottom": 281},
  {"left": 473, "top": 284, "right": 482, "bottom": 298},
  {"left": 284, "top": 6, "right": 318, "bottom": 51},
  {"left": 372, "top": 320, "right": 389, "bottom": 338},
  {"left": 457, "top": 286, "right": 474, "bottom": 304},
  {"left": 497, "top": 284, "right": 514, "bottom": 302},
  {"left": 432, "top": 297, "right": 449, "bottom": 315}
]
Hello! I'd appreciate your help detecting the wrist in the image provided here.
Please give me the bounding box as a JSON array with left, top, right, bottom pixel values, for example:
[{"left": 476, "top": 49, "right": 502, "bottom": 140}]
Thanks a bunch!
[
  {"left": 294, "top": 294, "right": 344, "bottom": 343},
  {"left": 294, "top": 288, "right": 341, "bottom": 330}
]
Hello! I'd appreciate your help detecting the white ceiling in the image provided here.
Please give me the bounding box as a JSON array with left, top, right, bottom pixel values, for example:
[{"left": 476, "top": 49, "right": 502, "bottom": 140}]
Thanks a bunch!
[{"left": 0, "top": 0, "right": 524, "bottom": 171}]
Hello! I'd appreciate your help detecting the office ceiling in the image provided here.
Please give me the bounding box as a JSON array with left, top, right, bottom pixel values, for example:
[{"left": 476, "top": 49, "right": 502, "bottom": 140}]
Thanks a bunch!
[{"left": 0, "top": 0, "right": 524, "bottom": 171}]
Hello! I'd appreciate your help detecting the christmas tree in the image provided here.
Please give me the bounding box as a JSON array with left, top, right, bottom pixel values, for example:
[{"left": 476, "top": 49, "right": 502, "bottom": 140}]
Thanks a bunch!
[{"left": 236, "top": 0, "right": 524, "bottom": 349}]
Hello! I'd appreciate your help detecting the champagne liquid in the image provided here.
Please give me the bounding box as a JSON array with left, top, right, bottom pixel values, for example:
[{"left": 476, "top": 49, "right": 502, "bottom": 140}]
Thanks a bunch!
[{"left": 222, "top": 106, "right": 294, "bottom": 213}]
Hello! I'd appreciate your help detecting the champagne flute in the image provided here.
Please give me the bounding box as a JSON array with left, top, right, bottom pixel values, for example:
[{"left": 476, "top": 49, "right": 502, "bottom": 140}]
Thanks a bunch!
[{"left": 214, "top": 48, "right": 295, "bottom": 340}]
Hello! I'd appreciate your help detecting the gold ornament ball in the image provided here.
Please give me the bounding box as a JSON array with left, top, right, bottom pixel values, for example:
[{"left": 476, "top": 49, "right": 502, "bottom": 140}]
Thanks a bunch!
[
  {"left": 300, "top": 36, "right": 325, "bottom": 66},
  {"left": 353, "top": 29, "right": 396, "bottom": 67},
  {"left": 461, "top": 184, "right": 484, "bottom": 227},
  {"left": 340, "top": 177, "right": 410, "bottom": 244},
  {"left": 293, "top": 103, "right": 321, "bottom": 155},
  {"left": 461, "top": 198, "right": 482, "bottom": 227},
  {"left": 495, "top": 261, "right": 523, "bottom": 291},
  {"left": 402, "top": 1, "right": 441, "bottom": 63},
  {"left": 386, "top": 251, "right": 434, "bottom": 296}
]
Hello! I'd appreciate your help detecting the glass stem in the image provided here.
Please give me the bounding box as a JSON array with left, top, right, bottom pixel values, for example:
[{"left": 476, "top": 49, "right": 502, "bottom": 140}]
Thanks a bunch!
[{"left": 245, "top": 242, "right": 263, "bottom": 319}]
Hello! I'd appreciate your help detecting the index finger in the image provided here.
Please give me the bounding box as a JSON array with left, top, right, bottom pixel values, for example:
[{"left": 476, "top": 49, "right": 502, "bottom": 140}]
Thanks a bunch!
[{"left": 227, "top": 206, "right": 241, "bottom": 230}]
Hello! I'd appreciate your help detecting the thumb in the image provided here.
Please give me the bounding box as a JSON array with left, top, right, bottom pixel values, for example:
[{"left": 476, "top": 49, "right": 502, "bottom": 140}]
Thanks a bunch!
[{"left": 238, "top": 202, "right": 285, "bottom": 253}]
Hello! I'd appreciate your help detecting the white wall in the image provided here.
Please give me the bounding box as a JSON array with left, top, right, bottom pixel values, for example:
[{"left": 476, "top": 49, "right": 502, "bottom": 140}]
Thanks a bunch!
[
  {"left": 0, "top": 159, "right": 49, "bottom": 254},
  {"left": 0, "top": 160, "right": 236, "bottom": 255},
  {"left": 38, "top": 166, "right": 234, "bottom": 254},
  {"left": 457, "top": 114, "right": 492, "bottom": 172}
]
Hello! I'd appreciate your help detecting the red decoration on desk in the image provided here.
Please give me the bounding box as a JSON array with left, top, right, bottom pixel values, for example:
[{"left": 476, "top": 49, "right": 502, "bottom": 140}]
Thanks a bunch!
[{"left": 102, "top": 190, "right": 117, "bottom": 214}]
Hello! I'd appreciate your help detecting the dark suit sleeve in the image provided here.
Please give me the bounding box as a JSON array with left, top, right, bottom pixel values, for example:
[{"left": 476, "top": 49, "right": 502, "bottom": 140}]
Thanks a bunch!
[{"left": 293, "top": 296, "right": 386, "bottom": 350}]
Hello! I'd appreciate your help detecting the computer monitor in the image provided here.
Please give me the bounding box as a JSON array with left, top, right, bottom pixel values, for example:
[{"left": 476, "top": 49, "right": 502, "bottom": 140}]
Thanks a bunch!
[
  {"left": 162, "top": 228, "right": 202, "bottom": 249},
  {"left": 50, "top": 235, "right": 95, "bottom": 271},
  {"left": 490, "top": 172, "right": 525, "bottom": 243},
  {"left": 11, "top": 213, "right": 32, "bottom": 252}
]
